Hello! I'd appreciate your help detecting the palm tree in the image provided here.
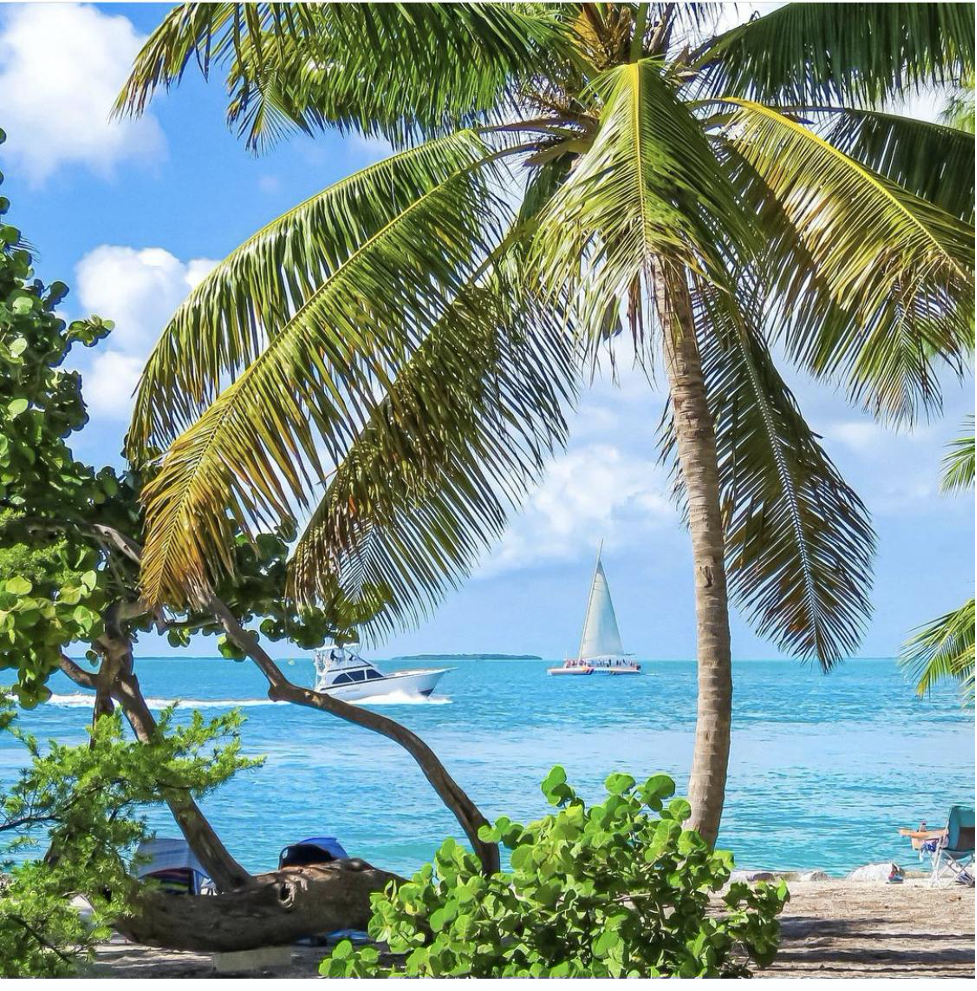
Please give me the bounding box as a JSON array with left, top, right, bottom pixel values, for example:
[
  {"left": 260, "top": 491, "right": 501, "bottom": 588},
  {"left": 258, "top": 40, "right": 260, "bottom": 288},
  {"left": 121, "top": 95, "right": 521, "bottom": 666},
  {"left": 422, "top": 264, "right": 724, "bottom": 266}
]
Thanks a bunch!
[
  {"left": 900, "top": 416, "right": 975, "bottom": 704},
  {"left": 118, "top": 3, "right": 975, "bottom": 845}
]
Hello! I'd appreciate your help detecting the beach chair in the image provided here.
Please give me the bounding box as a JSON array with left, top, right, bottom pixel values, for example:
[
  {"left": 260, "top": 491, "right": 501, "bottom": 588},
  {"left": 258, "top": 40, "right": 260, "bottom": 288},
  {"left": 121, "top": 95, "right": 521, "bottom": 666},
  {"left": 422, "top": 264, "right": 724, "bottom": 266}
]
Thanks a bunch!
[{"left": 930, "top": 806, "right": 975, "bottom": 887}]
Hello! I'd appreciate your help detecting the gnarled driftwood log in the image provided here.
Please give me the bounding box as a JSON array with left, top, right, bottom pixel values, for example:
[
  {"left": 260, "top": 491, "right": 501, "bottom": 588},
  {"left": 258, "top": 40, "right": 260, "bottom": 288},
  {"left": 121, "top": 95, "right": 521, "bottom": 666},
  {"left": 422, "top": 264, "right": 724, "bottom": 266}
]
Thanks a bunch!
[{"left": 117, "top": 859, "right": 401, "bottom": 952}]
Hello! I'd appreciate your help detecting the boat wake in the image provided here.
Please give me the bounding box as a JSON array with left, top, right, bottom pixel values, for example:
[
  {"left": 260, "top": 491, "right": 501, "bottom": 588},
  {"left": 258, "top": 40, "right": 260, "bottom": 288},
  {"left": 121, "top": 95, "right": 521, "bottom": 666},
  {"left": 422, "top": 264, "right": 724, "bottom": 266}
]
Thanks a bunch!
[
  {"left": 351, "top": 691, "right": 452, "bottom": 706},
  {"left": 47, "top": 691, "right": 451, "bottom": 710},
  {"left": 48, "top": 693, "right": 284, "bottom": 710}
]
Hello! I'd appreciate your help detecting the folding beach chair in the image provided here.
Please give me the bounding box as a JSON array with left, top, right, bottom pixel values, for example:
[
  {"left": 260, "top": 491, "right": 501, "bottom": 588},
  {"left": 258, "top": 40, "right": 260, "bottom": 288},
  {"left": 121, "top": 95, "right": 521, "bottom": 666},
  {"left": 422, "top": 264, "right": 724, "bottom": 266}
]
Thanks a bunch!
[{"left": 930, "top": 806, "right": 975, "bottom": 887}]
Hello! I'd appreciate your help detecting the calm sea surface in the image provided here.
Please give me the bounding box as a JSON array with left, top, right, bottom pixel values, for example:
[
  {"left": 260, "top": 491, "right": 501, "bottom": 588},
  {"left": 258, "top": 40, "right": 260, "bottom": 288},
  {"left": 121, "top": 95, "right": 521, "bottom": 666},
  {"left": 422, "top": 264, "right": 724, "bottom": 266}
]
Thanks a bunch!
[{"left": 1, "top": 657, "right": 972, "bottom": 877}]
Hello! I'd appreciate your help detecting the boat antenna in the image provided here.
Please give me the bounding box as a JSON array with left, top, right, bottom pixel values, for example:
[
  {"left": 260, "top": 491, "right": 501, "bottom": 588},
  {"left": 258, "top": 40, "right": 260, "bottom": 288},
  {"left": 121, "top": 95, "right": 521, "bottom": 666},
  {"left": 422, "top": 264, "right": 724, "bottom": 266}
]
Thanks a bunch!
[{"left": 577, "top": 540, "right": 603, "bottom": 660}]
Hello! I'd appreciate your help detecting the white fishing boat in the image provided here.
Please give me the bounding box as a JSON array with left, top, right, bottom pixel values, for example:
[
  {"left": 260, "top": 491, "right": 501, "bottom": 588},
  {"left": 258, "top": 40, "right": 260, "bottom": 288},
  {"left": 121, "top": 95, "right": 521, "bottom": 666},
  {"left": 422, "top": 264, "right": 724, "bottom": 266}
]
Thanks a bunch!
[
  {"left": 313, "top": 646, "right": 449, "bottom": 700},
  {"left": 548, "top": 543, "right": 641, "bottom": 676}
]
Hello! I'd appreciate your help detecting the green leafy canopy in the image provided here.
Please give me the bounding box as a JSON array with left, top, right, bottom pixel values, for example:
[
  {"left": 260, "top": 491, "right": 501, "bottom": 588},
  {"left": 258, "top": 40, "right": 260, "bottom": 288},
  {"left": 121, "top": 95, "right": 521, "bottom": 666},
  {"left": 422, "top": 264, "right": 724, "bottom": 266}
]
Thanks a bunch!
[{"left": 0, "top": 696, "right": 258, "bottom": 977}]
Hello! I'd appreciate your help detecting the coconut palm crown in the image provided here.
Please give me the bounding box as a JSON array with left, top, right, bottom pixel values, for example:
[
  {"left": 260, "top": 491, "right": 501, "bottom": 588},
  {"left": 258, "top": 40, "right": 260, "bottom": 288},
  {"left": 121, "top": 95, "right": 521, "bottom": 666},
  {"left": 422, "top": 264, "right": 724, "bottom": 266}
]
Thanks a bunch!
[{"left": 118, "top": 3, "right": 975, "bottom": 843}]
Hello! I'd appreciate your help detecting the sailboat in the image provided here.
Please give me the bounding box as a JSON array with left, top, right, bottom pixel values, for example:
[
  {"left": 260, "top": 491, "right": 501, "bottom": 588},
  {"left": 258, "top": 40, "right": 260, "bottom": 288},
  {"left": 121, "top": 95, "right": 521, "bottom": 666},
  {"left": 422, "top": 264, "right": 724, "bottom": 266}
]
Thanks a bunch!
[{"left": 548, "top": 543, "right": 641, "bottom": 676}]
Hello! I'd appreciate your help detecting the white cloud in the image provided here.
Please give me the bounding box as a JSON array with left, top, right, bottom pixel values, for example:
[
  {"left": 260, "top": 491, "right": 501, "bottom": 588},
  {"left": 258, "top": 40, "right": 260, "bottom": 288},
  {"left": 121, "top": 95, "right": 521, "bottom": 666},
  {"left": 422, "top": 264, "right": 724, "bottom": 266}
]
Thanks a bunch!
[
  {"left": 347, "top": 131, "right": 393, "bottom": 163},
  {"left": 0, "top": 3, "right": 165, "bottom": 185},
  {"left": 823, "top": 420, "right": 887, "bottom": 453},
  {"left": 823, "top": 417, "right": 940, "bottom": 455},
  {"left": 479, "top": 444, "right": 675, "bottom": 577},
  {"left": 83, "top": 351, "right": 144, "bottom": 417},
  {"left": 74, "top": 246, "right": 218, "bottom": 418}
]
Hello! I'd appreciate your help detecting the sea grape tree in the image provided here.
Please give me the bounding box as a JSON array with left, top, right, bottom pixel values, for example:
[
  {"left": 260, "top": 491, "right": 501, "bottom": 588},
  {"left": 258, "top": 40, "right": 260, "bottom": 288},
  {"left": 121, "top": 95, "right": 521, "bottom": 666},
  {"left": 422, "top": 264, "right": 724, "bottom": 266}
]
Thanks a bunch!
[
  {"left": 0, "top": 698, "right": 255, "bottom": 977},
  {"left": 0, "top": 167, "right": 498, "bottom": 953}
]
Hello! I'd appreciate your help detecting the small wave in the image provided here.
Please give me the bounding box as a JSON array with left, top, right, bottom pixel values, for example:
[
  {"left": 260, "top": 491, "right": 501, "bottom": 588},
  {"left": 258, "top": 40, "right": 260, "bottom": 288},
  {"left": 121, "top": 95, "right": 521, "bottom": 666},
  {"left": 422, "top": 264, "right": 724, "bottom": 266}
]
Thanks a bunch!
[
  {"left": 47, "top": 692, "right": 451, "bottom": 710},
  {"left": 48, "top": 693, "right": 283, "bottom": 710}
]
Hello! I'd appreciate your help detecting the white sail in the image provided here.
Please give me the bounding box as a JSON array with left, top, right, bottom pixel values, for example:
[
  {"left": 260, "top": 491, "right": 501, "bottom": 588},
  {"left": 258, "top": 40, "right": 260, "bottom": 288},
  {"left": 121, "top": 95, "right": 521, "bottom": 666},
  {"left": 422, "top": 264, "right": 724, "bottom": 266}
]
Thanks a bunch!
[{"left": 578, "top": 556, "right": 624, "bottom": 660}]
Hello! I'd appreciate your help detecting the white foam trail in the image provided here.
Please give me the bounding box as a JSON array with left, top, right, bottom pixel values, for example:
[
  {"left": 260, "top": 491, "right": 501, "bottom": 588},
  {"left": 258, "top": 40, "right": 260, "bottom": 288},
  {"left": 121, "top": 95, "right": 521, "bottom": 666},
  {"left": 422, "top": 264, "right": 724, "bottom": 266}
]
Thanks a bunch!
[
  {"left": 48, "top": 693, "right": 282, "bottom": 710},
  {"left": 47, "top": 692, "right": 451, "bottom": 710},
  {"left": 351, "top": 691, "right": 452, "bottom": 706}
]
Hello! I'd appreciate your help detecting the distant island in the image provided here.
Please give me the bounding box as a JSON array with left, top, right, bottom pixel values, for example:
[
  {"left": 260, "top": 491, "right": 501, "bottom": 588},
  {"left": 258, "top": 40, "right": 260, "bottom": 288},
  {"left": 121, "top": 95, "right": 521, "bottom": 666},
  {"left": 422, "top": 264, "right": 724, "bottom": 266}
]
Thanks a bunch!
[{"left": 391, "top": 653, "right": 542, "bottom": 661}]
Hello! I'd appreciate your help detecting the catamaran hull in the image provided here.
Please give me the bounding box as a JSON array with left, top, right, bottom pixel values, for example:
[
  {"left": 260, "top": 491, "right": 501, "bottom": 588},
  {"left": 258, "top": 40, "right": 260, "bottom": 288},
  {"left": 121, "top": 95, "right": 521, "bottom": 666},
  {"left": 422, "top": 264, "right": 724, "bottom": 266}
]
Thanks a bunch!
[
  {"left": 316, "top": 668, "right": 448, "bottom": 701},
  {"left": 548, "top": 666, "right": 641, "bottom": 675}
]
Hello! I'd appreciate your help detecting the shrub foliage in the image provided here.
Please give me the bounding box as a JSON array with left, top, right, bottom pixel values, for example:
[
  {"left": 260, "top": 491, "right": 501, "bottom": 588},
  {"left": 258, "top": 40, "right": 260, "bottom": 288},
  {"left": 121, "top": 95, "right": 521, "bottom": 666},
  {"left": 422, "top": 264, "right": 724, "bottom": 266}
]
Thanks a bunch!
[
  {"left": 321, "top": 767, "right": 788, "bottom": 978},
  {"left": 0, "top": 696, "right": 257, "bottom": 976}
]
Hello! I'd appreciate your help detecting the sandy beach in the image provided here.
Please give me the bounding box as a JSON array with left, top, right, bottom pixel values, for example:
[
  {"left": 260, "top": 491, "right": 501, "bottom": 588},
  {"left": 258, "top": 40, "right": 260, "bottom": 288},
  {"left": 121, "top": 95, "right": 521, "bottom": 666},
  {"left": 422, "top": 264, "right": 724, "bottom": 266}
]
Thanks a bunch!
[
  {"left": 760, "top": 880, "right": 975, "bottom": 979},
  {"left": 90, "top": 879, "right": 975, "bottom": 979}
]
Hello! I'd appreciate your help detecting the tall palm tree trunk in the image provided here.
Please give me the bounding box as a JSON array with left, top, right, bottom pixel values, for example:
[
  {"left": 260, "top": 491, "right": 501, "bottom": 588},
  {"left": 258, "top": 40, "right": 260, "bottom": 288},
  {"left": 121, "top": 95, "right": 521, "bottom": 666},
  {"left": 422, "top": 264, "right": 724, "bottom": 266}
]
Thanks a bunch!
[{"left": 653, "top": 262, "right": 732, "bottom": 847}]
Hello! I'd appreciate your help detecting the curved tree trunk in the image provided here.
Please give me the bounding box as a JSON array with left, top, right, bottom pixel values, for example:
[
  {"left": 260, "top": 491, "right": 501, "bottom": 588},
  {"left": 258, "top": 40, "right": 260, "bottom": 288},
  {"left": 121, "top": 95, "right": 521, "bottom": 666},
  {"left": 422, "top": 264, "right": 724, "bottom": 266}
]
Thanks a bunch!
[
  {"left": 206, "top": 596, "right": 501, "bottom": 875},
  {"left": 60, "top": 525, "right": 501, "bottom": 878},
  {"left": 59, "top": 653, "right": 254, "bottom": 892},
  {"left": 118, "top": 859, "right": 401, "bottom": 952},
  {"left": 653, "top": 262, "right": 732, "bottom": 847},
  {"left": 111, "top": 667, "right": 256, "bottom": 891}
]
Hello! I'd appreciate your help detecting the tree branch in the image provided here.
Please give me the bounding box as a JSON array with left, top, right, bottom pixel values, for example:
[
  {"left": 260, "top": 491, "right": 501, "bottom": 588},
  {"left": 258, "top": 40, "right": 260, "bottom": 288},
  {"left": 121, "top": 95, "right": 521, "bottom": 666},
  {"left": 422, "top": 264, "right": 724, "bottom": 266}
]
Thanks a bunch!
[
  {"left": 205, "top": 595, "right": 501, "bottom": 875},
  {"left": 58, "top": 655, "right": 97, "bottom": 690},
  {"left": 59, "top": 652, "right": 253, "bottom": 892}
]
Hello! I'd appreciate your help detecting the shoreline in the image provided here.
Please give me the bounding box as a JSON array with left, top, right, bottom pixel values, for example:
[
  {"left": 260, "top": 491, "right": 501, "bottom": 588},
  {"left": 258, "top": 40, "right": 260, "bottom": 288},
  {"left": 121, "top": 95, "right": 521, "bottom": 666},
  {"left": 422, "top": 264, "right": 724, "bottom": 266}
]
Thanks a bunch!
[{"left": 90, "top": 879, "right": 975, "bottom": 979}]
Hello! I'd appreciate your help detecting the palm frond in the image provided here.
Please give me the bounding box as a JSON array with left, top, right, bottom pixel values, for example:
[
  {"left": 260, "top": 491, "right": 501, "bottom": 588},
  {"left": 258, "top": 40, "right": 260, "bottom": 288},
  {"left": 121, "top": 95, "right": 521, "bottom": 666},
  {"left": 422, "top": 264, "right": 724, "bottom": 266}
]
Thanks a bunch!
[
  {"left": 699, "top": 2, "right": 975, "bottom": 106},
  {"left": 289, "top": 272, "right": 577, "bottom": 641},
  {"left": 721, "top": 99, "right": 975, "bottom": 424},
  {"left": 127, "top": 131, "right": 494, "bottom": 455},
  {"left": 940, "top": 415, "right": 975, "bottom": 493},
  {"left": 116, "top": 2, "right": 567, "bottom": 150},
  {"left": 137, "top": 135, "right": 505, "bottom": 608},
  {"left": 824, "top": 110, "right": 975, "bottom": 222},
  {"left": 533, "top": 58, "right": 752, "bottom": 336},
  {"left": 663, "top": 278, "right": 875, "bottom": 668},
  {"left": 941, "top": 72, "right": 975, "bottom": 133},
  {"left": 900, "top": 597, "right": 975, "bottom": 703}
]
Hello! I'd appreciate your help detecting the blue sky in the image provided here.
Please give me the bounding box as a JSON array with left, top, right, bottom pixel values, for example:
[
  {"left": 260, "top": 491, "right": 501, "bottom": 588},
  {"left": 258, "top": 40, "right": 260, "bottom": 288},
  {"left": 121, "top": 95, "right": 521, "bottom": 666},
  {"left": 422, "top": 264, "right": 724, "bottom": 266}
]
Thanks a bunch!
[{"left": 2, "top": 3, "right": 973, "bottom": 663}]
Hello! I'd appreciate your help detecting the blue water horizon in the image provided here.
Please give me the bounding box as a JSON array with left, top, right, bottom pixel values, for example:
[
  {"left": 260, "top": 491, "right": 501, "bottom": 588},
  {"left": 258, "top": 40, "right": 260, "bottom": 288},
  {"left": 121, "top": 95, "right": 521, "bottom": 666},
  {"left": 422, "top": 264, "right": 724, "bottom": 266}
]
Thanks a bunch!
[{"left": 2, "top": 656, "right": 973, "bottom": 878}]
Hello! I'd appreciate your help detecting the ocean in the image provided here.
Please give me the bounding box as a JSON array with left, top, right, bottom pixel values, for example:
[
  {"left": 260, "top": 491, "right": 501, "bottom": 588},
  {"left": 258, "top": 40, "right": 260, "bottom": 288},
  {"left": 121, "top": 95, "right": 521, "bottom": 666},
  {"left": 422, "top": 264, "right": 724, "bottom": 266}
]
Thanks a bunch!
[{"left": 1, "top": 656, "right": 973, "bottom": 878}]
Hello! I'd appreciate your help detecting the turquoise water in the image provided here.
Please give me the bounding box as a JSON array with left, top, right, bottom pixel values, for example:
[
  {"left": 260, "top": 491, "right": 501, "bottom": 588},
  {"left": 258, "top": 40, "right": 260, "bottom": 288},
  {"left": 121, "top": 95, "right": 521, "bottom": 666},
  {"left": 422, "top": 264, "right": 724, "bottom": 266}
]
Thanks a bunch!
[{"left": 1, "top": 657, "right": 972, "bottom": 877}]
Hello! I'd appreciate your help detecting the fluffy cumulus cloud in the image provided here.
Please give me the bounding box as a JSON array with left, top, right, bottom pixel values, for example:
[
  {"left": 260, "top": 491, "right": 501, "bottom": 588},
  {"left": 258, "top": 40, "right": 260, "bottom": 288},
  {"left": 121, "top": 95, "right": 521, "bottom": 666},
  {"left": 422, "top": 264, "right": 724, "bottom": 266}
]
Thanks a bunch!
[
  {"left": 75, "top": 246, "right": 217, "bottom": 418},
  {"left": 479, "top": 443, "right": 675, "bottom": 577},
  {"left": 0, "top": 3, "right": 164, "bottom": 185}
]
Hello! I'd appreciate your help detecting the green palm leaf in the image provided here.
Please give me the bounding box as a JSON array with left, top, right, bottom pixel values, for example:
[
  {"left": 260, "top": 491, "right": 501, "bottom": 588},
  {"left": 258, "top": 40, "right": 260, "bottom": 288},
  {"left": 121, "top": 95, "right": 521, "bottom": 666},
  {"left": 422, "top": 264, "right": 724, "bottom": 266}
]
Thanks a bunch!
[
  {"left": 116, "top": 2, "right": 567, "bottom": 150},
  {"left": 940, "top": 414, "right": 975, "bottom": 493},
  {"left": 289, "top": 273, "right": 576, "bottom": 640},
  {"left": 900, "top": 597, "right": 975, "bottom": 703},
  {"left": 663, "top": 279, "right": 875, "bottom": 667},
  {"left": 138, "top": 134, "right": 504, "bottom": 607},
  {"left": 823, "top": 109, "right": 975, "bottom": 222},
  {"left": 700, "top": 2, "right": 975, "bottom": 106},
  {"left": 127, "top": 131, "right": 494, "bottom": 454},
  {"left": 722, "top": 98, "right": 975, "bottom": 423},
  {"left": 533, "top": 58, "right": 752, "bottom": 332}
]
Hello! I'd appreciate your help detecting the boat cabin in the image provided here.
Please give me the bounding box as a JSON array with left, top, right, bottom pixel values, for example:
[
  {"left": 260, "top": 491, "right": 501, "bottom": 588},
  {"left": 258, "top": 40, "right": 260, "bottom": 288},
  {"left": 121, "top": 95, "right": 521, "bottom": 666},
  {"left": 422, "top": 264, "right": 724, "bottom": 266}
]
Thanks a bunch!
[{"left": 314, "top": 647, "right": 386, "bottom": 689}]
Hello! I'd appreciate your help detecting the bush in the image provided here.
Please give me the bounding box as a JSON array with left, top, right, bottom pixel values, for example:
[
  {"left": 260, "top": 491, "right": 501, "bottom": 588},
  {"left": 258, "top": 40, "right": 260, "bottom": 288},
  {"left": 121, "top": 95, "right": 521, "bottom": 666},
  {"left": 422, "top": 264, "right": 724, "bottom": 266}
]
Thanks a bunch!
[
  {"left": 0, "top": 697, "right": 258, "bottom": 976},
  {"left": 321, "top": 767, "right": 788, "bottom": 978}
]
